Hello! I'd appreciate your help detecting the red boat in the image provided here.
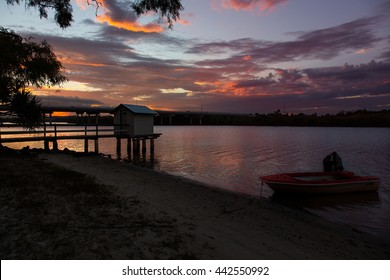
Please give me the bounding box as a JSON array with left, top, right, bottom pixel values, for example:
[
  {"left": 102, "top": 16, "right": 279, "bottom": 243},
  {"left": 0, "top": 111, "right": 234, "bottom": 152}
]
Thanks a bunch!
[{"left": 260, "top": 171, "right": 380, "bottom": 194}]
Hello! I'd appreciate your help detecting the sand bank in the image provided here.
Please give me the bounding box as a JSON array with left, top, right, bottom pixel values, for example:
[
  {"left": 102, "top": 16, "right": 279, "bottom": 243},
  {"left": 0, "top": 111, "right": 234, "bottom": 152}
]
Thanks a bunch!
[
  {"left": 1, "top": 148, "right": 389, "bottom": 259},
  {"left": 34, "top": 153, "right": 390, "bottom": 259}
]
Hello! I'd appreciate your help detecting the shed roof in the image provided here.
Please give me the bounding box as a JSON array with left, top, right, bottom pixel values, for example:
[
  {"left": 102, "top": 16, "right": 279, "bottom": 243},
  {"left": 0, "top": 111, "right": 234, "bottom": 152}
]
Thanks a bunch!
[{"left": 112, "top": 104, "right": 158, "bottom": 115}]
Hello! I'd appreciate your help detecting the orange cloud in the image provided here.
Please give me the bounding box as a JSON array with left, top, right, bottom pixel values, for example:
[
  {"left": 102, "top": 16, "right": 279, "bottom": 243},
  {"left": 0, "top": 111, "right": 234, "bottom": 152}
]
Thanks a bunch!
[
  {"left": 96, "top": 14, "right": 163, "bottom": 33},
  {"left": 177, "top": 18, "right": 190, "bottom": 26},
  {"left": 59, "top": 56, "right": 107, "bottom": 67},
  {"left": 78, "top": 0, "right": 165, "bottom": 33},
  {"left": 74, "top": 0, "right": 88, "bottom": 10},
  {"left": 209, "top": 81, "right": 248, "bottom": 96},
  {"left": 195, "top": 80, "right": 250, "bottom": 96}
]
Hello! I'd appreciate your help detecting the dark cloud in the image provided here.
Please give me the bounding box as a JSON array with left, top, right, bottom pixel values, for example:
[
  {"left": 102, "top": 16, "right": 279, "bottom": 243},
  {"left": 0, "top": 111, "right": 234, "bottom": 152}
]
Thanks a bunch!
[
  {"left": 102, "top": 0, "right": 138, "bottom": 22},
  {"left": 187, "top": 38, "right": 258, "bottom": 54},
  {"left": 379, "top": 37, "right": 390, "bottom": 62},
  {"left": 189, "top": 17, "right": 381, "bottom": 63},
  {"left": 221, "top": 60, "right": 390, "bottom": 113}
]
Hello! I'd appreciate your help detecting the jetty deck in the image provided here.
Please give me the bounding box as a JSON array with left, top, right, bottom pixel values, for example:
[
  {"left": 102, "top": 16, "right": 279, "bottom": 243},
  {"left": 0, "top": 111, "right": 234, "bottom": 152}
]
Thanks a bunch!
[{"left": 1, "top": 105, "right": 161, "bottom": 159}]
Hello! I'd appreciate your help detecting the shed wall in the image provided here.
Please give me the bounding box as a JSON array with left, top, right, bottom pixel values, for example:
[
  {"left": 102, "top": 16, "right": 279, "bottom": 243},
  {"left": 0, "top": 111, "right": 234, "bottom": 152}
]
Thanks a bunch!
[
  {"left": 113, "top": 107, "right": 154, "bottom": 137},
  {"left": 134, "top": 115, "right": 154, "bottom": 136}
]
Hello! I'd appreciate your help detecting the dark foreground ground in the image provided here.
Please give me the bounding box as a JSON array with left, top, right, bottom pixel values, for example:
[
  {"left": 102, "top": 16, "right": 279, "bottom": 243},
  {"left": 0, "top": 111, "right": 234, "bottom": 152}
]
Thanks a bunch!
[{"left": 1, "top": 146, "right": 390, "bottom": 259}]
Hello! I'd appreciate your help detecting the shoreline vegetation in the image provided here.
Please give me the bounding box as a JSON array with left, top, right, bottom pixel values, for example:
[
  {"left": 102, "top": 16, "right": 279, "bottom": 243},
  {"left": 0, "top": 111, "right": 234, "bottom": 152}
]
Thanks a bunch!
[
  {"left": 1, "top": 146, "right": 390, "bottom": 259},
  {"left": 30, "top": 109, "right": 390, "bottom": 127}
]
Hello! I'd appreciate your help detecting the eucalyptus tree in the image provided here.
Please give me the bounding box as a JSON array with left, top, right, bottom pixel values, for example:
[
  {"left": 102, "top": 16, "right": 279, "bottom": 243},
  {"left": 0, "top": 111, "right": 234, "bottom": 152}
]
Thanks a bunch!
[
  {"left": 0, "top": 28, "right": 67, "bottom": 129},
  {"left": 2, "top": 0, "right": 183, "bottom": 128}
]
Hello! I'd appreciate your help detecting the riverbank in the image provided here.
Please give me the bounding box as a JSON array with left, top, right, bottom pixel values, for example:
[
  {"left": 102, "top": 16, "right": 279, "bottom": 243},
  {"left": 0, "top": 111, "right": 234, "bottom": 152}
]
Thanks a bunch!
[{"left": 1, "top": 147, "right": 389, "bottom": 259}]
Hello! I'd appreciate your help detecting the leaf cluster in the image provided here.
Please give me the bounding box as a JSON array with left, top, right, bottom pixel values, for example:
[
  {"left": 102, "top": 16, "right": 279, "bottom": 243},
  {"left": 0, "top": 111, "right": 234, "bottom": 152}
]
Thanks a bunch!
[
  {"left": 131, "top": 0, "right": 184, "bottom": 28},
  {"left": 6, "top": 0, "right": 73, "bottom": 28}
]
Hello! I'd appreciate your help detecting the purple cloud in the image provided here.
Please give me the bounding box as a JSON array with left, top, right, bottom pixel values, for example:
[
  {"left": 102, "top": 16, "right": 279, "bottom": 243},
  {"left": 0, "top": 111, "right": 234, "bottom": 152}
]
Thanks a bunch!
[{"left": 189, "top": 17, "right": 381, "bottom": 63}]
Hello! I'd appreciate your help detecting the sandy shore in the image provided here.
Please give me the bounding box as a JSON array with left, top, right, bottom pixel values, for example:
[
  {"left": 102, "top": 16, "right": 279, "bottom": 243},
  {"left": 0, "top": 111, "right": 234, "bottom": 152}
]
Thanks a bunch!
[{"left": 2, "top": 150, "right": 390, "bottom": 259}]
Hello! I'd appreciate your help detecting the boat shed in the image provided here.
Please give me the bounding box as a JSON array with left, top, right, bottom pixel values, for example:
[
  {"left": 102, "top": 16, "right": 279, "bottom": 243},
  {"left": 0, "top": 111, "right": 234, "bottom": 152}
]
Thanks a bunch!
[{"left": 112, "top": 104, "right": 158, "bottom": 137}]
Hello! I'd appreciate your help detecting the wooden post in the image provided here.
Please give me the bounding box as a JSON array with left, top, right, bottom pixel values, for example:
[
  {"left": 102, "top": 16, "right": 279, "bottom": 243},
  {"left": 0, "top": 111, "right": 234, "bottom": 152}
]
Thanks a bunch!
[
  {"left": 116, "top": 138, "right": 121, "bottom": 159},
  {"left": 84, "top": 124, "right": 88, "bottom": 153},
  {"left": 43, "top": 113, "right": 47, "bottom": 138},
  {"left": 150, "top": 138, "right": 155, "bottom": 161},
  {"left": 53, "top": 124, "right": 58, "bottom": 151},
  {"left": 133, "top": 138, "right": 140, "bottom": 155},
  {"left": 127, "top": 137, "right": 132, "bottom": 161},
  {"left": 84, "top": 138, "right": 88, "bottom": 153},
  {"left": 94, "top": 138, "right": 99, "bottom": 154},
  {"left": 95, "top": 114, "right": 99, "bottom": 154},
  {"left": 44, "top": 140, "right": 50, "bottom": 151},
  {"left": 53, "top": 140, "right": 58, "bottom": 151},
  {"left": 150, "top": 138, "right": 154, "bottom": 152},
  {"left": 142, "top": 138, "right": 147, "bottom": 154}
]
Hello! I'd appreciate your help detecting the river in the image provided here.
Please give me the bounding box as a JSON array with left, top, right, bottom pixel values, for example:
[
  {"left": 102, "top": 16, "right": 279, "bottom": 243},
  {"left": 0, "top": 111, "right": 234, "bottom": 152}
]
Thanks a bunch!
[{"left": 3, "top": 125, "right": 390, "bottom": 240}]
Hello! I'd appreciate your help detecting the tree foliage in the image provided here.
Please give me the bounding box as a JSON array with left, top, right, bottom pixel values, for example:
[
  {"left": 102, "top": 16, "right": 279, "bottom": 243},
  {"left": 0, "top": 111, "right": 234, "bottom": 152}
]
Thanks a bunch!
[
  {"left": 131, "top": 0, "right": 183, "bottom": 28},
  {"left": 6, "top": 0, "right": 73, "bottom": 29},
  {"left": 0, "top": 28, "right": 67, "bottom": 129},
  {"left": 6, "top": 0, "right": 184, "bottom": 29}
]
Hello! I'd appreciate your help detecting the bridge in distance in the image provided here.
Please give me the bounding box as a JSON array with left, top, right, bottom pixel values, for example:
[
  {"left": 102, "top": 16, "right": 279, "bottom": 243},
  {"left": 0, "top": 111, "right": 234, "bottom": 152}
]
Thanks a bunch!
[
  {"left": 39, "top": 106, "right": 249, "bottom": 125},
  {"left": 1, "top": 105, "right": 249, "bottom": 125}
]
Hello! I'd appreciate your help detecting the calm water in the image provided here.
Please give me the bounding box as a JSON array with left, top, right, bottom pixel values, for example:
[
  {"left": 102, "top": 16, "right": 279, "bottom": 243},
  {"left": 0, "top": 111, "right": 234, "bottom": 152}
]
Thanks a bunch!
[{"left": 4, "top": 125, "right": 390, "bottom": 240}]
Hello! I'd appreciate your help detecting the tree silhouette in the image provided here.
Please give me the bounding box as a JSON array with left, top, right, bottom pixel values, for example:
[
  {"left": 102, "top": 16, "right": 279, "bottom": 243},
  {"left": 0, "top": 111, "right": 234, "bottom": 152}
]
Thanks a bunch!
[
  {"left": 0, "top": 28, "right": 67, "bottom": 129},
  {"left": 6, "top": 0, "right": 183, "bottom": 28}
]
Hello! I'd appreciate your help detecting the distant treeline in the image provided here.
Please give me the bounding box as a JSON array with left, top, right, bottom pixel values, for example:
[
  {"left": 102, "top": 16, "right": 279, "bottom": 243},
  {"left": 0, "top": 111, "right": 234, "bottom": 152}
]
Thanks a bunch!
[
  {"left": 200, "top": 109, "right": 390, "bottom": 127},
  {"left": 46, "top": 109, "right": 389, "bottom": 127}
]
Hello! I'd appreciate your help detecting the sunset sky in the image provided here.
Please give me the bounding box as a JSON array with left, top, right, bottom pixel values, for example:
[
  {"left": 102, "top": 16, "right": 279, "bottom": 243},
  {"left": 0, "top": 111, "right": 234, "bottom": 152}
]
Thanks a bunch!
[{"left": 1, "top": 0, "right": 390, "bottom": 114}]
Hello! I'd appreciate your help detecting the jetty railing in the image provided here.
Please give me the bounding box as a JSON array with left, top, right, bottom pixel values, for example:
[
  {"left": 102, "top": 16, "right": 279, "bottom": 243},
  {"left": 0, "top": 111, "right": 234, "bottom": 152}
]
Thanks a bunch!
[{"left": 0, "top": 123, "right": 161, "bottom": 158}]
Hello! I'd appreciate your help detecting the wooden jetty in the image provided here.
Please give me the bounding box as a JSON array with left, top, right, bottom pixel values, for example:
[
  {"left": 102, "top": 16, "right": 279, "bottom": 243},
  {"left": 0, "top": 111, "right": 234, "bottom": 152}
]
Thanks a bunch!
[{"left": 0, "top": 104, "right": 161, "bottom": 160}]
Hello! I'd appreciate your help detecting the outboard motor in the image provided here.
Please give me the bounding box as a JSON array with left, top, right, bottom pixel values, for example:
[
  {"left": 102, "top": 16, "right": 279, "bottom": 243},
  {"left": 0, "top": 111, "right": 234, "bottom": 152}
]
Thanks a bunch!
[{"left": 323, "top": 151, "right": 344, "bottom": 172}]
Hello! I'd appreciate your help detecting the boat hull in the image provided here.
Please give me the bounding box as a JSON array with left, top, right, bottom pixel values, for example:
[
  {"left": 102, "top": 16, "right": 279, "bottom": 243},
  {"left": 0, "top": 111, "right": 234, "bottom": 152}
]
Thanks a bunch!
[{"left": 260, "top": 172, "right": 380, "bottom": 194}]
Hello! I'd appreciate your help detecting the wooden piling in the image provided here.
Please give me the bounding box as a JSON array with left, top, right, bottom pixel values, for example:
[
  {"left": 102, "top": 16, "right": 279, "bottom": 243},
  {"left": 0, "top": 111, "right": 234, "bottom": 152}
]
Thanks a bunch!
[
  {"left": 84, "top": 138, "right": 89, "bottom": 153},
  {"left": 150, "top": 138, "right": 155, "bottom": 161},
  {"left": 127, "top": 137, "right": 132, "bottom": 160},
  {"left": 116, "top": 138, "right": 121, "bottom": 158},
  {"left": 44, "top": 140, "right": 50, "bottom": 151},
  {"left": 53, "top": 140, "right": 58, "bottom": 151},
  {"left": 142, "top": 138, "right": 147, "bottom": 154},
  {"left": 133, "top": 138, "right": 140, "bottom": 154},
  {"left": 150, "top": 138, "right": 154, "bottom": 152},
  {"left": 94, "top": 138, "right": 99, "bottom": 154}
]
